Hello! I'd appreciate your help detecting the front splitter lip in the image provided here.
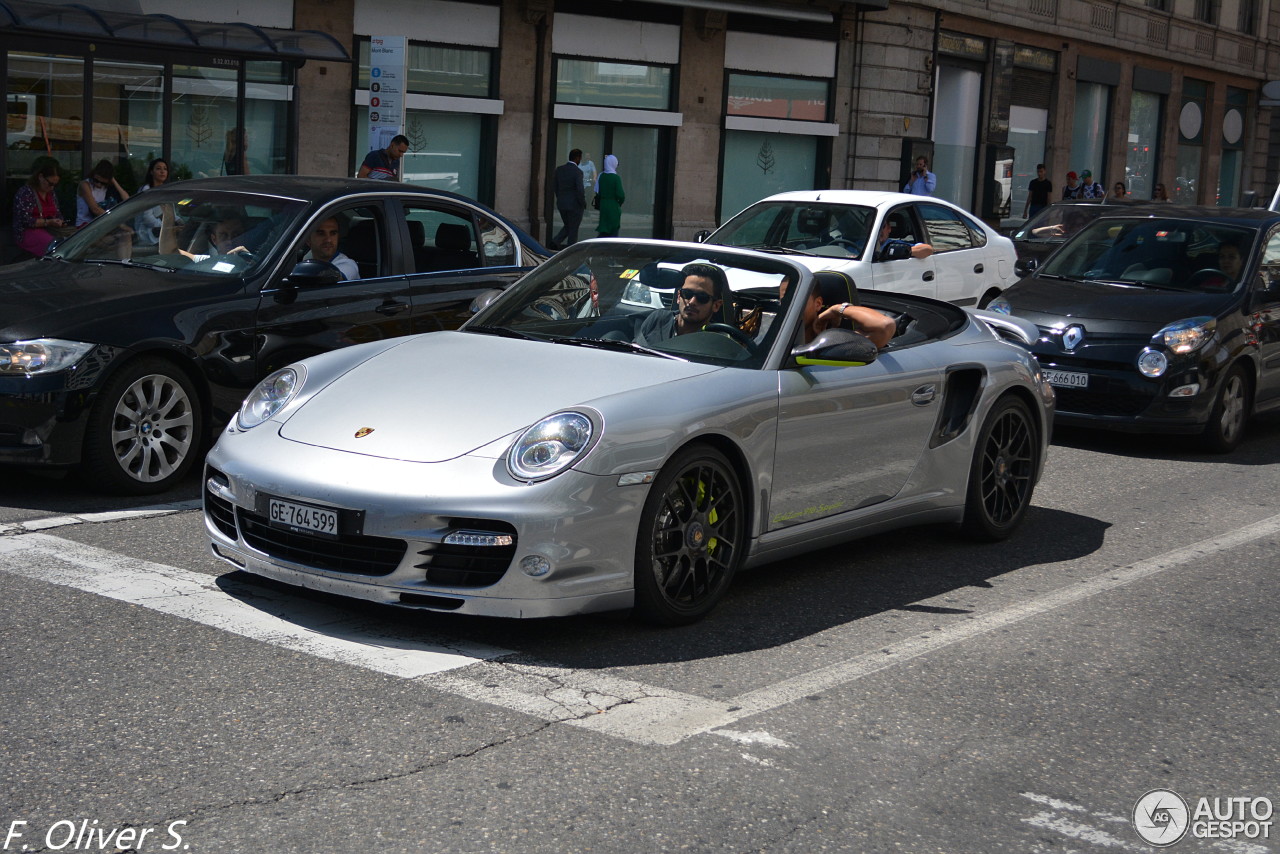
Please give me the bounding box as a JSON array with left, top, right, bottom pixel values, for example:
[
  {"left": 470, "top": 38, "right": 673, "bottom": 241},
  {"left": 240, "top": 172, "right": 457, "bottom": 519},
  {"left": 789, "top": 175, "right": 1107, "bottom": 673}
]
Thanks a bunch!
[{"left": 209, "top": 538, "right": 634, "bottom": 619}]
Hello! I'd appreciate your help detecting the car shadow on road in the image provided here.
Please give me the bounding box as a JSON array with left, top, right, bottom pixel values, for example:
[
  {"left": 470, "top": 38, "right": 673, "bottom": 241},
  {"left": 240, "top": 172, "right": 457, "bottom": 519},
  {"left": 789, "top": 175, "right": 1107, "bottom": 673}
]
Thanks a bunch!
[
  {"left": 1051, "top": 412, "right": 1280, "bottom": 465},
  {"left": 213, "top": 504, "right": 1110, "bottom": 668}
]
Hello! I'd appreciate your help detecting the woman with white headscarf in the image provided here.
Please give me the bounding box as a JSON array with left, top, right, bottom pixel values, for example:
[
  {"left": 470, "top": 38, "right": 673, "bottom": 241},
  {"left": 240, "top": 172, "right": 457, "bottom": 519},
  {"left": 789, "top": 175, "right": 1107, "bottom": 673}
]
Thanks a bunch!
[{"left": 594, "top": 154, "right": 625, "bottom": 237}]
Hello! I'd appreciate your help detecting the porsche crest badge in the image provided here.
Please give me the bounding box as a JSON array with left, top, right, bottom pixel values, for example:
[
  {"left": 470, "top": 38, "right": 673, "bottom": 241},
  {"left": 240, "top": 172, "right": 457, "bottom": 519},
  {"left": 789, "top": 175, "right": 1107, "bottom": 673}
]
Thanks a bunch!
[{"left": 354, "top": 427, "right": 375, "bottom": 438}]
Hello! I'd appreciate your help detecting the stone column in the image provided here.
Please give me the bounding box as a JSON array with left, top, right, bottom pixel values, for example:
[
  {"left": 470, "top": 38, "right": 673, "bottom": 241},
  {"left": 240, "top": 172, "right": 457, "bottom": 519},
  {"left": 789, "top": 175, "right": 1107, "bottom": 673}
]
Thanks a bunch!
[{"left": 294, "top": 0, "right": 356, "bottom": 177}]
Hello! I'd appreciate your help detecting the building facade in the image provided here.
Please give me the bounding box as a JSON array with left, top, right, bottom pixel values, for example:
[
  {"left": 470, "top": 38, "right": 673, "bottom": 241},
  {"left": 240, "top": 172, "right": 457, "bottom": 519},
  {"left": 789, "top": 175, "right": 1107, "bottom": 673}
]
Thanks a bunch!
[{"left": 3, "top": 0, "right": 1276, "bottom": 254}]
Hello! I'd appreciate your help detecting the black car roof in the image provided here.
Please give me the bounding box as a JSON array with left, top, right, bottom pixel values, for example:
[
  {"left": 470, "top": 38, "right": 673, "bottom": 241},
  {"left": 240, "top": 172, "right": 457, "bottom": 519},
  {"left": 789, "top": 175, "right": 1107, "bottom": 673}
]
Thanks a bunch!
[
  {"left": 160, "top": 175, "right": 541, "bottom": 243},
  {"left": 1089, "top": 204, "right": 1280, "bottom": 228}
]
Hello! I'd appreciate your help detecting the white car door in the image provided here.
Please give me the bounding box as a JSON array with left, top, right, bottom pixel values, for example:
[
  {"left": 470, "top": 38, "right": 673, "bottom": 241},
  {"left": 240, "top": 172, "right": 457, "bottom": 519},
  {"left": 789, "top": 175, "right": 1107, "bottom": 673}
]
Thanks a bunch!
[
  {"left": 866, "top": 205, "right": 938, "bottom": 299},
  {"left": 917, "top": 201, "right": 990, "bottom": 307}
]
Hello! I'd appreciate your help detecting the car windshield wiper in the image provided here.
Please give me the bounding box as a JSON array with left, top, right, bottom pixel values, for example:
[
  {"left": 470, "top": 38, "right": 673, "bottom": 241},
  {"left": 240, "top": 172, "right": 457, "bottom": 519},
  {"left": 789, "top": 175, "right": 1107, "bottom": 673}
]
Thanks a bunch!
[
  {"left": 83, "top": 258, "right": 174, "bottom": 272},
  {"left": 467, "top": 324, "right": 540, "bottom": 341},
  {"left": 1085, "top": 278, "right": 1178, "bottom": 291},
  {"left": 547, "top": 335, "right": 687, "bottom": 361}
]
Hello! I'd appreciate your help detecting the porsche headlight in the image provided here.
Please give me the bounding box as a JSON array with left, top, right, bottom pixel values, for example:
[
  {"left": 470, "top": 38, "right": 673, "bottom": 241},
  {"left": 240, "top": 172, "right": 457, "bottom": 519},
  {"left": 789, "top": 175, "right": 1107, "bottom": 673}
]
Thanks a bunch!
[
  {"left": 508, "top": 411, "right": 594, "bottom": 482},
  {"left": 237, "top": 366, "right": 304, "bottom": 429},
  {"left": 986, "top": 296, "right": 1013, "bottom": 315},
  {"left": 0, "top": 339, "right": 94, "bottom": 375},
  {"left": 1157, "top": 317, "right": 1215, "bottom": 354}
]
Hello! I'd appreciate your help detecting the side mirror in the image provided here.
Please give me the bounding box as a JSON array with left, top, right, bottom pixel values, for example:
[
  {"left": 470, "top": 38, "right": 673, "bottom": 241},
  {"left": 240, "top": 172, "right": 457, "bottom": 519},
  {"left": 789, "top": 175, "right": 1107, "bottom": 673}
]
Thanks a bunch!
[
  {"left": 283, "top": 260, "right": 343, "bottom": 288},
  {"left": 469, "top": 287, "right": 505, "bottom": 313},
  {"left": 792, "top": 329, "right": 878, "bottom": 367},
  {"left": 693, "top": 229, "right": 711, "bottom": 243},
  {"left": 1014, "top": 257, "right": 1039, "bottom": 277}
]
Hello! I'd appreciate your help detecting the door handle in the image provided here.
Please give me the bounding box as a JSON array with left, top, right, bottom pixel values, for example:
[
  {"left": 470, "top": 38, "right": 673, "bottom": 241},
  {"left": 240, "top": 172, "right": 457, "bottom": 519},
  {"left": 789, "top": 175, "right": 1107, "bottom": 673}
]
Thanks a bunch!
[
  {"left": 376, "top": 301, "right": 409, "bottom": 316},
  {"left": 922, "top": 271, "right": 934, "bottom": 281},
  {"left": 974, "top": 263, "right": 984, "bottom": 273}
]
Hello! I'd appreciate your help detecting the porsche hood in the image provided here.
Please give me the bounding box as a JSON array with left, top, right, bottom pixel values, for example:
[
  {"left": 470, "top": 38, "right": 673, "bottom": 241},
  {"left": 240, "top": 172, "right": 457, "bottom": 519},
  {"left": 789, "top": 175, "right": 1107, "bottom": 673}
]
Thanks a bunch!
[{"left": 276, "top": 331, "right": 722, "bottom": 462}]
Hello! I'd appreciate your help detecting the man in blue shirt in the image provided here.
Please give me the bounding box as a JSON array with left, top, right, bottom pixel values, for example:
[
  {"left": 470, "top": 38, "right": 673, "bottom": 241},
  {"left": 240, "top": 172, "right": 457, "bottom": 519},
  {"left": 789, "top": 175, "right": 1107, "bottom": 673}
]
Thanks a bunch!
[{"left": 904, "top": 156, "right": 937, "bottom": 196}]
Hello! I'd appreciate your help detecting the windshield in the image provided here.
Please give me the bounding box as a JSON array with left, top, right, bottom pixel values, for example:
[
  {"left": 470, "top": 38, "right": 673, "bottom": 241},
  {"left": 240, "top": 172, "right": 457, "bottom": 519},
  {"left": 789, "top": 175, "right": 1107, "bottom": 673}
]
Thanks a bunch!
[
  {"left": 709, "top": 201, "right": 876, "bottom": 261},
  {"left": 1013, "top": 202, "right": 1105, "bottom": 242},
  {"left": 51, "top": 189, "right": 307, "bottom": 276},
  {"left": 1040, "top": 217, "right": 1255, "bottom": 293},
  {"left": 466, "top": 242, "right": 802, "bottom": 369}
]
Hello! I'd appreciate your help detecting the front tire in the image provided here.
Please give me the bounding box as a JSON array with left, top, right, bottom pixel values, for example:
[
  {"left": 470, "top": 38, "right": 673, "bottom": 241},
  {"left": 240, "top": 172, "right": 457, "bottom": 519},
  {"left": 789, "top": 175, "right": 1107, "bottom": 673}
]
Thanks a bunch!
[
  {"left": 960, "top": 395, "right": 1038, "bottom": 541},
  {"left": 634, "top": 445, "right": 745, "bottom": 625},
  {"left": 1198, "top": 365, "right": 1249, "bottom": 454},
  {"left": 81, "top": 358, "right": 203, "bottom": 495}
]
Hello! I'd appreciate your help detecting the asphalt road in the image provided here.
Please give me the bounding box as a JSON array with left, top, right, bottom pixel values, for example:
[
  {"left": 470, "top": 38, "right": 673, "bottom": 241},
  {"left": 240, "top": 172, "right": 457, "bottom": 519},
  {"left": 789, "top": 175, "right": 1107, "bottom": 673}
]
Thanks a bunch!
[{"left": 1, "top": 422, "right": 1278, "bottom": 854}]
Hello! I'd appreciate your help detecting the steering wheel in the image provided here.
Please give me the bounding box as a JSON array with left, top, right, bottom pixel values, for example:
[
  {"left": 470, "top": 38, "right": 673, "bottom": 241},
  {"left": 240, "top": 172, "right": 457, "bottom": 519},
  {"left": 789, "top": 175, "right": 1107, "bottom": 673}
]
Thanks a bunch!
[
  {"left": 703, "top": 322, "right": 760, "bottom": 355},
  {"left": 1187, "top": 268, "right": 1231, "bottom": 291},
  {"left": 828, "top": 238, "right": 862, "bottom": 253}
]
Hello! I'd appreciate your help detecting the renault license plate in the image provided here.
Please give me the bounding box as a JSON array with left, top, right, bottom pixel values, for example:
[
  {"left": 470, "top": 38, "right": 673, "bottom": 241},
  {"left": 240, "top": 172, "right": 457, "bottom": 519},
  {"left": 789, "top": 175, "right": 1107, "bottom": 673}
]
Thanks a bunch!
[
  {"left": 268, "top": 497, "right": 339, "bottom": 537},
  {"left": 1042, "top": 369, "right": 1089, "bottom": 389}
]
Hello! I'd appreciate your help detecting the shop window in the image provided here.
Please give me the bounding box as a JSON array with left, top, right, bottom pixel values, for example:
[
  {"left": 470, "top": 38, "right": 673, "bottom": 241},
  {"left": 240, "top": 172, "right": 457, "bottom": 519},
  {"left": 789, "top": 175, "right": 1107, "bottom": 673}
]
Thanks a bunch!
[
  {"left": 727, "top": 73, "right": 828, "bottom": 122},
  {"left": 6, "top": 52, "right": 84, "bottom": 226},
  {"left": 1128, "top": 91, "right": 1162, "bottom": 201},
  {"left": 1175, "top": 80, "right": 1207, "bottom": 205},
  {"left": 1070, "top": 81, "right": 1110, "bottom": 188},
  {"left": 720, "top": 131, "right": 818, "bottom": 223},
  {"left": 357, "top": 40, "right": 493, "bottom": 98},
  {"left": 1218, "top": 87, "right": 1247, "bottom": 207},
  {"left": 555, "top": 59, "right": 673, "bottom": 111}
]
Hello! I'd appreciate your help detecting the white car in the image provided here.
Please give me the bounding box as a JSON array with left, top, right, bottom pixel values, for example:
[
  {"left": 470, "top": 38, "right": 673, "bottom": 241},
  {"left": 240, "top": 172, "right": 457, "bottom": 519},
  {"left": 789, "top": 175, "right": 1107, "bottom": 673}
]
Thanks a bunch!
[{"left": 703, "top": 190, "right": 1016, "bottom": 308}]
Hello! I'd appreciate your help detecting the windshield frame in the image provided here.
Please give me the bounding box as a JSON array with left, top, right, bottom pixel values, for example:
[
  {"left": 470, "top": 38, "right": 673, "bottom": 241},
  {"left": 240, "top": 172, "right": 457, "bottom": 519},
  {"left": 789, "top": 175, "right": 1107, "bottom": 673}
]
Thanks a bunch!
[
  {"left": 708, "top": 201, "right": 877, "bottom": 262},
  {"left": 465, "top": 239, "right": 811, "bottom": 370},
  {"left": 50, "top": 188, "right": 310, "bottom": 277},
  {"left": 1038, "top": 215, "right": 1258, "bottom": 293}
]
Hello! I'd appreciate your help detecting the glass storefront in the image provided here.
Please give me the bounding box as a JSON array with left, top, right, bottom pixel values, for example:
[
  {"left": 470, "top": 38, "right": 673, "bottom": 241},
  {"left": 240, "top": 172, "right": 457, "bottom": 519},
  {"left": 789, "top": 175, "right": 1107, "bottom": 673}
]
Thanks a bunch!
[
  {"left": 718, "top": 72, "right": 829, "bottom": 222},
  {"left": 1008, "top": 105, "right": 1047, "bottom": 221},
  {"left": 935, "top": 65, "right": 983, "bottom": 208},
  {"left": 1218, "top": 87, "right": 1247, "bottom": 207},
  {"left": 1175, "top": 79, "right": 1208, "bottom": 204},
  {"left": 1127, "top": 90, "right": 1162, "bottom": 201},
  {"left": 555, "top": 59, "right": 673, "bottom": 110},
  {"left": 1071, "top": 80, "right": 1110, "bottom": 183},
  {"left": 352, "top": 38, "right": 497, "bottom": 201}
]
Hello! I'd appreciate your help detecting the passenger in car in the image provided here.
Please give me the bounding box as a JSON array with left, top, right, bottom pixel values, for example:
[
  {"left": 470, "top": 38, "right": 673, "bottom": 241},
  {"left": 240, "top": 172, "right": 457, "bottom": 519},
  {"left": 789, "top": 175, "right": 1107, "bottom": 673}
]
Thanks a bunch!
[
  {"left": 874, "top": 219, "right": 933, "bottom": 262},
  {"left": 162, "top": 211, "right": 250, "bottom": 262},
  {"left": 781, "top": 271, "right": 894, "bottom": 349},
  {"left": 303, "top": 216, "right": 359, "bottom": 280}
]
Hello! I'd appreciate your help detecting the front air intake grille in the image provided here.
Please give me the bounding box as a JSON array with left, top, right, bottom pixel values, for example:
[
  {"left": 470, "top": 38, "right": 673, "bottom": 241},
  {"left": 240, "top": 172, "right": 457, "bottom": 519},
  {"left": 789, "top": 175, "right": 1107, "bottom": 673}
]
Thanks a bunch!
[
  {"left": 416, "top": 518, "right": 517, "bottom": 588},
  {"left": 1053, "top": 386, "right": 1153, "bottom": 417},
  {"left": 239, "top": 511, "right": 406, "bottom": 576},
  {"left": 204, "top": 469, "right": 238, "bottom": 540}
]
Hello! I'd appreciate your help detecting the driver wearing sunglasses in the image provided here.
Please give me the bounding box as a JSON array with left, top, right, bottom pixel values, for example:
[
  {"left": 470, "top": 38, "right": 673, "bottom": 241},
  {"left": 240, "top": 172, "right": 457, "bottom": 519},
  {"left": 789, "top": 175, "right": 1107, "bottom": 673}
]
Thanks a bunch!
[{"left": 632, "top": 262, "right": 727, "bottom": 346}]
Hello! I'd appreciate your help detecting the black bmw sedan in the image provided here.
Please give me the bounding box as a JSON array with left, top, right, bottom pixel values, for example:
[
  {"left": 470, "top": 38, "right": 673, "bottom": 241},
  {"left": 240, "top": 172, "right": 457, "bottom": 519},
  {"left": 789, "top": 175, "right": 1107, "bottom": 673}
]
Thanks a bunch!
[
  {"left": 0, "top": 176, "right": 547, "bottom": 493},
  {"left": 989, "top": 206, "right": 1280, "bottom": 452}
]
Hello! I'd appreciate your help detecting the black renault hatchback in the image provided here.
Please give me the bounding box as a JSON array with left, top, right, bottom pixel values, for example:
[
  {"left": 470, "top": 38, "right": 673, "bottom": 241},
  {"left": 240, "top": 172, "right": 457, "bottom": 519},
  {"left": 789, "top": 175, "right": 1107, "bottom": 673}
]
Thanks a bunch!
[
  {"left": 0, "top": 176, "right": 547, "bottom": 493},
  {"left": 988, "top": 206, "right": 1280, "bottom": 452}
]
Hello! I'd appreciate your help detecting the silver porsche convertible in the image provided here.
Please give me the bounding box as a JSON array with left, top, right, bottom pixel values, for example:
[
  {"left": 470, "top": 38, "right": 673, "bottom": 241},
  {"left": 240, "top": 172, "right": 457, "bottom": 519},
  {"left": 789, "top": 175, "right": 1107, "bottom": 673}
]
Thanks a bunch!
[{"left": 204, "top": 240, "right": 1054, "bottom": 624}]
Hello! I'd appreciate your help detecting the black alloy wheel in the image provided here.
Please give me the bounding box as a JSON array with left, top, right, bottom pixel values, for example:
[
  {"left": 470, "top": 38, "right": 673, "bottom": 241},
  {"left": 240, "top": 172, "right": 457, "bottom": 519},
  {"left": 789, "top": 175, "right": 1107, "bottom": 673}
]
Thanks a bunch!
[
  {"left": 960, "top": 395, "right": 1038, "bottom": 541},
  {"left": 633, "top": 445, "right": 745, "bottom": 625},
  {"left": 1199, "top": 365, "right": 1249, "bottom": 454},
  {"left": 81, "top": 357, "right": 203, "bottom": 495}
]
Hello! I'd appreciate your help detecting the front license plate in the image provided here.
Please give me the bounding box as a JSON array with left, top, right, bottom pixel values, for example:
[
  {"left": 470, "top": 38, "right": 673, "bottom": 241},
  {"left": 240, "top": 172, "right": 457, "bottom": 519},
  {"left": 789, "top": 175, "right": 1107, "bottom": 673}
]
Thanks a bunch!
[
  {"left": 267, "top": 498, "right": 339, "bottom": 537},
  {"left": 1042, "top": 369, "right": 1089, "bottom": 389}
]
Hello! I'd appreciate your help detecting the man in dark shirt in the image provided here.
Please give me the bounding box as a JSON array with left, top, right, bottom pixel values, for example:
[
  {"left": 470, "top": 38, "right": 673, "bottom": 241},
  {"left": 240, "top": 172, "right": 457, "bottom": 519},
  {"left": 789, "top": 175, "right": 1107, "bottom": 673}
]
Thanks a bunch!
[
  {"left": 633, "top": 263, "right": 727, "bottom": 345},
  {"left": 358, "top": 135, "right": 409, "bottom": 181},
  {"left": 1024, "top": 163, "right": 1052, "bottom": 217},
  {"left": 551, "top": 149, "right": 586, "bottom": 249}
]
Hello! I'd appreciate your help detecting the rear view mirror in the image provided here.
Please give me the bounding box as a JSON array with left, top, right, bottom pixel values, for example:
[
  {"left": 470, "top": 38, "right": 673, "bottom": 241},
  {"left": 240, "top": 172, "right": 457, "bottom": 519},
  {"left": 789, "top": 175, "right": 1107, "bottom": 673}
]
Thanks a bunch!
[
  {"left": 284, "top": 260, "right": 343, "bottom": 286},
  {"left": 694, "top": 230, "right": 711, "bottom": 243}
]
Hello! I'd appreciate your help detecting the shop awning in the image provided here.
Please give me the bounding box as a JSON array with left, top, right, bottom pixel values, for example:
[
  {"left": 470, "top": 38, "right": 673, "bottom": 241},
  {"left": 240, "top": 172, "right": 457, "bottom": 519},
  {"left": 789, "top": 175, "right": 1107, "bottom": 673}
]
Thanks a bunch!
[{"left": 0, "top": 0, "right": 350, "bottom": 62}]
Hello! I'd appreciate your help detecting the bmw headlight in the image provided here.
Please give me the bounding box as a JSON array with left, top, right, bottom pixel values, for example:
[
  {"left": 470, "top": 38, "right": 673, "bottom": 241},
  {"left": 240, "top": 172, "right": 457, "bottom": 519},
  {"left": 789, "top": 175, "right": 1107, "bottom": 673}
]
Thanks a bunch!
[
  {"left": 1157, "top": 317, "right": 1215, "bottom": 354},
  {"left": 986, "top": 296, "right": 1012, "bottom": 315},
  {"left": 508, "top": 411, "right": 594, "bottom": 482},
  {"left": 237, "top": 366, "right": 304, "bottom": 429},
  {"left": 0, "top": 339, "right": 94, "bottom": 375}
]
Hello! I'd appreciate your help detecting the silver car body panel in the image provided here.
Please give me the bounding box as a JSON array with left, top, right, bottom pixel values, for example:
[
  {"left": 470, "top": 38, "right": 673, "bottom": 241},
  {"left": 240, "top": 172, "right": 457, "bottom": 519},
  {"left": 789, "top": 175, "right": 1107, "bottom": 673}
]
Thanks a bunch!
[{"left": 205, "top": 240, "right": 1052, "bottom": 618}]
